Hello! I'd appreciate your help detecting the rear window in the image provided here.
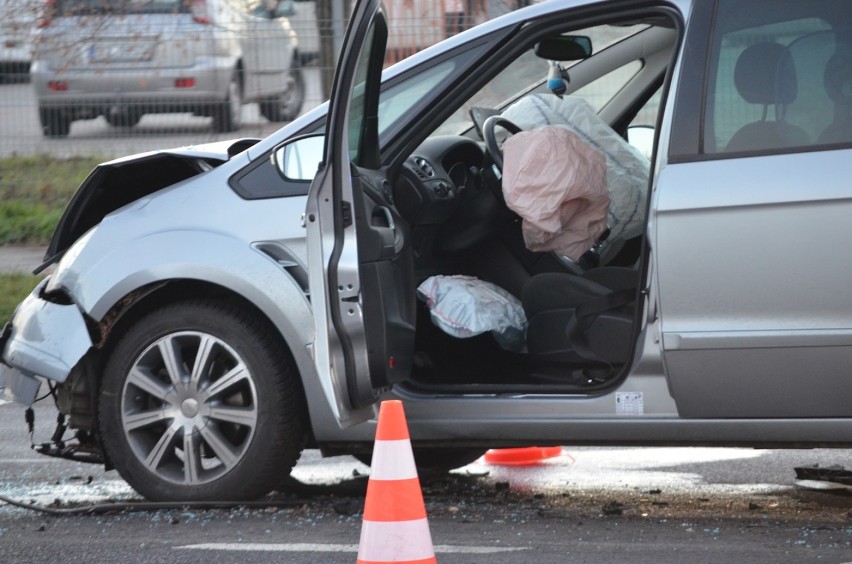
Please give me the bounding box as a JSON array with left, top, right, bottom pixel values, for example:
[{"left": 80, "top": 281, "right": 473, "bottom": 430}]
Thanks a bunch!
[
  {"left": 55, "top": 0, "right": 187, "bottom": 16},
  {"left": 702, "top": 0, "right": 851, "bottom": 155}
]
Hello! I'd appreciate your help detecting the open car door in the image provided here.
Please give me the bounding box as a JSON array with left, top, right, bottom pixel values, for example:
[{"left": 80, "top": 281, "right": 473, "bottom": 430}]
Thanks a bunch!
[{"left": 305, "top": 0, "right": 416, "bottom": 427}]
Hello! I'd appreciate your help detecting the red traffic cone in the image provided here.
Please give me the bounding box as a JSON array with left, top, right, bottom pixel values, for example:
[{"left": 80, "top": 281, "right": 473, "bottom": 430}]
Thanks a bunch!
[{"left": 357, "top": 400, "right": 437, "bottom": 564}]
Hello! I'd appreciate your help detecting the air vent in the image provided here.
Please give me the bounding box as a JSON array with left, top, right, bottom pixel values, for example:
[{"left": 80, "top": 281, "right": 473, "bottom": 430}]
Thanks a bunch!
[
  {"left": 253, "top": 242, "right": 310, "bottom": 299},
  {"left": 412, "top": 157, "right": 434, "bottom": 179}
]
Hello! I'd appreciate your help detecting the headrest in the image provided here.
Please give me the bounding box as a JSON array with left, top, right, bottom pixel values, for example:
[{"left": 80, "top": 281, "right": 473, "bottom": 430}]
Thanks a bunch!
[
  {"left": 824, "top": 45, "right": 852, "bottom": 104},
  {"left": 734, "top": 42, "right": 798, "bottom": 105}
]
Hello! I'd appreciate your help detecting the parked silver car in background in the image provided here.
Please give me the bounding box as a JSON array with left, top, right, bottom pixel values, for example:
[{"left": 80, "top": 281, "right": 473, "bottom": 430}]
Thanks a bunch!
[
  {"left": 3, "top": 0, "right": 852, "bottom": 502},
  {"left": 31, "top": 0, "right": 305, "bottom": 136},
  {"left": 0, "top": 0, "right": 38, "bottom": 82}
]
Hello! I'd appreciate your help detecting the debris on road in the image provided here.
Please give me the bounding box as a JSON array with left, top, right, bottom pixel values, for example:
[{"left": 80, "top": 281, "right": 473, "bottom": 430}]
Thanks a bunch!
[{"left": 794, "top": 464, "right": 852, "bottom": 492}]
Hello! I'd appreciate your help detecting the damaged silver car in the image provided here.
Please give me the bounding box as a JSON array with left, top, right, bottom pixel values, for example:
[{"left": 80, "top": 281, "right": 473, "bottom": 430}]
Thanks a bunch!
[{"left": 3, "top": 0, "right": 852, "bottom": 501}]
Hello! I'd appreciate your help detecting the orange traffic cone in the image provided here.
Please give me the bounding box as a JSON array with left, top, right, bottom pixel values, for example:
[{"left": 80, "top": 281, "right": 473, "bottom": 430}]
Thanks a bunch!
[
  {"left": 357, "top": 400, "right": 437, "bottom": 564},
  {"left": 484, "top": 446, "right": 565, "bottom": 466}
]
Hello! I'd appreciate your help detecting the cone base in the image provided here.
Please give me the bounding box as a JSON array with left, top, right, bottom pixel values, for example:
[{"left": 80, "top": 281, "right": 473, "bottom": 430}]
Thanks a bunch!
[{"left": 484, "top": 446, "right": 563, "bottom": 465}]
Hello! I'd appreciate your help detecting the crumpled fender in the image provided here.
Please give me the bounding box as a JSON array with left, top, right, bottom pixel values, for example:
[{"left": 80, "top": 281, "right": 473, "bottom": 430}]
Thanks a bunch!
[{"left": 1, "top": 279, "right": 93, "bottom": 403}]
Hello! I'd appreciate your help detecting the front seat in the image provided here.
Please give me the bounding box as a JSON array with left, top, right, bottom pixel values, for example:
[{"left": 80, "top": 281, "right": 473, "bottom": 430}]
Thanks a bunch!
[
  {"left": 818, "top": 44, "right": 852, "bottom": 144},
  {"left": 521, "top": 266, "right": 637, "bottom": 366},
  {"left": 725, "top": 42, "right": 810, "bottom": 152}
]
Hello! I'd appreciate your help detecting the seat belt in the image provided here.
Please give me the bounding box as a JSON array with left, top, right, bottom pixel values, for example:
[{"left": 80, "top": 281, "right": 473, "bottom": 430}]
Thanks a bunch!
[{"left": 565, "top": 288, "right": 636, "bottom": 364}]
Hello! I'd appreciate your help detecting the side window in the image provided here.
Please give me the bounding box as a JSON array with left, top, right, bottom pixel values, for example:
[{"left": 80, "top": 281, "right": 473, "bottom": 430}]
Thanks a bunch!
[
  {"left": 704, "top": 0, "right": 848, "bottom": 155},
  {"left": 628, "top": 89, "right": 661, "bottom": 159}
]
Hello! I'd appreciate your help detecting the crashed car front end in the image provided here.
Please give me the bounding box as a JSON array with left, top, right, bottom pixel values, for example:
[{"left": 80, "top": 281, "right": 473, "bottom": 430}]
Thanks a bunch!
[
  {"left": 0, "top": 237, "right": 97, "bottom": 406},
  {"left": 0, "top": 140, "right": 250, "bottom": 406},
  {"left": 0, "top": 281, "right": 92, "bottom": 405}
]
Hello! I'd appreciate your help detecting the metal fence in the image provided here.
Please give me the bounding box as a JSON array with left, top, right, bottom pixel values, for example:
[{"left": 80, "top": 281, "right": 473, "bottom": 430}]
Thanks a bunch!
[{"left": 0, "top": 0, "right": 525, "bottom": 159}]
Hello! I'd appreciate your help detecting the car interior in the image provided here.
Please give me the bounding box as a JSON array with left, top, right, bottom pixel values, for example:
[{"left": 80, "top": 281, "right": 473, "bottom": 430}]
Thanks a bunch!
[{"left": 385, "top": 18, "right": 679, "bottom": 394}]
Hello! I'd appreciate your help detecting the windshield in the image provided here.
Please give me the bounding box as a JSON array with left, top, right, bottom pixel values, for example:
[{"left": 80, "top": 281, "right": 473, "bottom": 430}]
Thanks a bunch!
[{"left": 433, "top": 24, "right": 648, "bottom": 136}]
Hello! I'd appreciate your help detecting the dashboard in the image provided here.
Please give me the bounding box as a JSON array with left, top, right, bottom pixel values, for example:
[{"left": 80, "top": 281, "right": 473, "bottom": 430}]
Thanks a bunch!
[{"left": 392, "top": 135, "right": 486, "bottom": 226}]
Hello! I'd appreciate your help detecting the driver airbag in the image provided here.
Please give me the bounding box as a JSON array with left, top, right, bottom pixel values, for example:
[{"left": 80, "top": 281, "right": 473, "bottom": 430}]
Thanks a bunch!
[
  {"left": 502, "top": 126, "right": 610, "bottom": 261},
  {"left": 502, "top": 95, "right": 650, "bottom": 248}
]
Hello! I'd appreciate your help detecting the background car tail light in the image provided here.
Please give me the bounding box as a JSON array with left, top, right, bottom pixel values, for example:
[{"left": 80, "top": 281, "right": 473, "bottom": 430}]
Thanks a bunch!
[
  {"left": 175, "top": 78, "right": 195, "bottom": 88},
  {"left": 191, "top": 0, "right": 212, "bottom": 24},
  {"left": 37, "top": 0, "right": 56, "bottom": 28},
  {"left": 48, "top": 80, "right": 68, "bottom": 91}
]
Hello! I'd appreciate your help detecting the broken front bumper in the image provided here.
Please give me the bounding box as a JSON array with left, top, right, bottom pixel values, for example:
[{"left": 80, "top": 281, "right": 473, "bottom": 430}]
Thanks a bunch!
[{"left": 0, "top": 279, "right": 92, "bottom": 405}]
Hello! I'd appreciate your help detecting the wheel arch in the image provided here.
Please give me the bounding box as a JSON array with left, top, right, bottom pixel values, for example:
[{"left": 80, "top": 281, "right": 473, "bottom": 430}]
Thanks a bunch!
[
  {"left": 68, "top": 279, "right": 318, "bottom": 455},
  {"left": 55, "top": 232, "right": 341, "bottom": 442}
]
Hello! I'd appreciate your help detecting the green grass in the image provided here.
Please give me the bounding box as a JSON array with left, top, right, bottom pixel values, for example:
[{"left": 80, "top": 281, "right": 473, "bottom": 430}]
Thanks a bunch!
[
  {"left": 0, "top": 274, "right": 41, "bottom": 321},
  {"left": 0, "top": 155, "right": 103, "bottom": 245}
]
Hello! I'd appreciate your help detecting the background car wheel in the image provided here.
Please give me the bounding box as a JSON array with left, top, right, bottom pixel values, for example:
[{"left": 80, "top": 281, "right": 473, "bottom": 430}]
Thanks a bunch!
[
  {"left": 211, "top": 73, "right": 242, "bottom": 133},
  {"left": 259, "top": 67, "right": 305, "bottom": 122},
  {"left": 354, "top": 447, "right": 484, "bottom": 478},
  {"left": 98, "top": 300, "right": 306, "bottom": 501},
  {"left": 38, "top": 106, "right": 71, "bottom": 138},
  {"left": 105, "top": 110, "right": 142, "bottom": 128}
]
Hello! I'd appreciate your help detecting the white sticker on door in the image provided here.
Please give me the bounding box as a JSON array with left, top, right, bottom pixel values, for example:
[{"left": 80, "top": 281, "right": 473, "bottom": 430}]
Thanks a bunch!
[{"left": 616, "top": 391, "right": 644, "bottom": 416}]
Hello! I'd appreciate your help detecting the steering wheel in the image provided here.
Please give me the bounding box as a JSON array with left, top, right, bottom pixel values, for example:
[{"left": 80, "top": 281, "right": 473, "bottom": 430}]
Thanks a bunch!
[{"left": 483, "top": 115, "right": 523, "bottom": 172}]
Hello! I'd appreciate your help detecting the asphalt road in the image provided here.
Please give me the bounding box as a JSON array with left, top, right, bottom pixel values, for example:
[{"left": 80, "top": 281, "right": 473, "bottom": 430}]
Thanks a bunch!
[{"left": 2, "top": 401, "right": 851, "bottom": 563}]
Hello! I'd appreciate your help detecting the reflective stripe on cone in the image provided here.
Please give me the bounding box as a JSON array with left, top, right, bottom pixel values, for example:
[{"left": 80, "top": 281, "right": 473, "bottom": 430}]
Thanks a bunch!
[{"left": 357, "top": 518, "right": 436, "bottom": 563}]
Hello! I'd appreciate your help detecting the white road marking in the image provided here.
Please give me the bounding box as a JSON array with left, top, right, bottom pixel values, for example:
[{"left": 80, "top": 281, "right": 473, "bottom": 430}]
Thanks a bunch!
[
  {"left": 0, "top": 458, "right": 70, "bottom": 463},
  {"left": 175, "top": 543, "right": 528, "bottom": 554}
]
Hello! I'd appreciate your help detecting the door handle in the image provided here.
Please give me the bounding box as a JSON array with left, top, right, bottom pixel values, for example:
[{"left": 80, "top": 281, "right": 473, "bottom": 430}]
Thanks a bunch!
[{"left": 372, "top": 206, "right": 402, "bottom": 256}]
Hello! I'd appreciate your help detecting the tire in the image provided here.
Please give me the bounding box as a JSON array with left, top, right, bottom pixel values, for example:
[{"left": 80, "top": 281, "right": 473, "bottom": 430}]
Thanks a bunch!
[
  {"left": 39, "top": 106, "right": 71, "bottom": 138},
  {"left": 98, "top": 300, "right": 306, "bottom": 501},
  {"left": 354, "top": 447, "right": 484, "bottom": 478},
  {"left": 211, "top": 72, "right": 242, "bottom": 133},
  {"left": 104, "top": 110, "right": 142, "bottom": 128},
  {"left": 259, "top": 67, "right": 305, "bottom": 123}
]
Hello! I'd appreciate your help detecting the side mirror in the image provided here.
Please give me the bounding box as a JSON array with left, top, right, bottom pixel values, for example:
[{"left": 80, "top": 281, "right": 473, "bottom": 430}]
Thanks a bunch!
[
  {"left": 534, "top": 35, "right": 592, "bottom": 61},
  {"left": 272, "top": 134, "right": 325, "bottom": 181},
  {"left": 627, "top": 125, "right": 655, "bottom": 159}
]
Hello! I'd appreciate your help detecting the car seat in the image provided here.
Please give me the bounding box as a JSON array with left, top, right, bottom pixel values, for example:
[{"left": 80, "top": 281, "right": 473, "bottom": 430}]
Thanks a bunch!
[
  {"left": 818, "top": 44, "right": 852, "bottom": 144},
  {"left": 725, "top": 42, "right": 810, "bottom": 152},
  {"left": 521, "top": 265, "right": 637, "bottom": 366}
]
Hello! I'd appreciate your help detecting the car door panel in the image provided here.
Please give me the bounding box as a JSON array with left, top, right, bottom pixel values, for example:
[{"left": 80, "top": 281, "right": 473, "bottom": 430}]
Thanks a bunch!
[
  {"left": 656, "top": 149, "right": 852, "bottom": 417},
  {"left": 307, "top": 0, "right": 416, "bottom": 427}
]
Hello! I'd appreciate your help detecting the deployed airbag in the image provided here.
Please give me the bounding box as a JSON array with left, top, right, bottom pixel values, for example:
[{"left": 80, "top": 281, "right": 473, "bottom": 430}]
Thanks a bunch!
[
  {"left": 501, "top": 94, "right": 650, "bottom": 246},
  {"left": 417, "top": 275, "right": 527, "bottom": 352},
  {"left": 502, "top": 126, "right": 610, "bottom": 261}
]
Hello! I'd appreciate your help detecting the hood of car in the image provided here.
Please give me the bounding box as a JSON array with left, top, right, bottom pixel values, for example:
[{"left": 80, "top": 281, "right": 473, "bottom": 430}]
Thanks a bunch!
[{"left": 39, "top": 138, "right": 260, "bottom": 273}]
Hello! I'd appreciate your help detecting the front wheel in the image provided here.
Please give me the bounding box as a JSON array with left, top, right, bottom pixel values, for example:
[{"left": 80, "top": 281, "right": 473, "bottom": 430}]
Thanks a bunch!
[
  {"left": 259, "top": 67, "right": 305, "bottom": 123},
  {"left": 211, "top": 73, "right": 242, "bottom": 133},
  {"left": 99, "top": 300, "right": 305, "bottom": 501}
]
